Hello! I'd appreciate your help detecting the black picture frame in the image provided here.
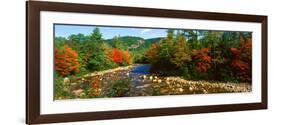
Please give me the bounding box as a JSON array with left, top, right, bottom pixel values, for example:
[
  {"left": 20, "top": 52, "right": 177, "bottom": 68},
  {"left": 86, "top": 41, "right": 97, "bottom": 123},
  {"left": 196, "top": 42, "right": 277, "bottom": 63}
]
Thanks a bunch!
[{"left": 26, "top": 1, "right": 267, "bottom": 124}]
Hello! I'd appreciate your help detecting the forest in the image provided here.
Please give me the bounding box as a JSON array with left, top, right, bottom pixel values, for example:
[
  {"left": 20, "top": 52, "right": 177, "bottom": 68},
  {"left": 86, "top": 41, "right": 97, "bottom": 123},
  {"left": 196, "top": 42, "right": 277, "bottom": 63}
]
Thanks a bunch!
[{"left": 54, "top": 26, "right": 252, "bottom": 100}]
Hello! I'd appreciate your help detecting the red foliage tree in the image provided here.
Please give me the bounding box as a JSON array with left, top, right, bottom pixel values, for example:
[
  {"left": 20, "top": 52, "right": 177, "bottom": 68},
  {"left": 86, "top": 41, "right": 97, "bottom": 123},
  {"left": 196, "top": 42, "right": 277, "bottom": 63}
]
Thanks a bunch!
[
  {"left": 55, "top": 44, "right": 80, "bottom": 76},
  {"left": 192, "top": 48, "right": 212, "bottom": 72},
  {"left": 229, "top": 37, "right": 252, "bottom": 81}
]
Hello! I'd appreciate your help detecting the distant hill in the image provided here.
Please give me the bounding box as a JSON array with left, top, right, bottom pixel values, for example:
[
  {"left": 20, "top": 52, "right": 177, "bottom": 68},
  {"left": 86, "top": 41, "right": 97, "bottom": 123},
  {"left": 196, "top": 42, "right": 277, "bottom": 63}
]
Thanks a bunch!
[
  {"left": 144, "top": 37, "right": 164, "bottom": 47},
  {"left": 106, "top": 36, "right": 144, "bottom": 46},
  {"left": 106, "top": 36, "right": 164, "bottom": 50},
  {"left": 145, "top": 37, "right": 164, "bottom": 43}
]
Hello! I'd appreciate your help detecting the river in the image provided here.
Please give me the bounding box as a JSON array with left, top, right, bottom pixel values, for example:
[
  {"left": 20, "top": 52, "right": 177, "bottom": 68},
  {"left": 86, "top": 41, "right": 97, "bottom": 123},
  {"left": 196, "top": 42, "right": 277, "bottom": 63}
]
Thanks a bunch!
[
  {"left": 125, "top": 64, "right": 154, "bottom": 96},
  {"left": 67, "top": 64, "right": 252, "bottom": 98}
]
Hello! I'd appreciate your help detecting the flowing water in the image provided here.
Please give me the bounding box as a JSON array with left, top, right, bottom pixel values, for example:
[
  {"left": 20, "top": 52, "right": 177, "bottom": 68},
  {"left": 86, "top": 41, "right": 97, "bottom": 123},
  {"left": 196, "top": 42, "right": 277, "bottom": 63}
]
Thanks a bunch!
[
  {"left": 126, "top": 64, "right": 154, "bottom": 96},
  {"left": 68, "top": 64, "right": 251, "bottom": 99}
]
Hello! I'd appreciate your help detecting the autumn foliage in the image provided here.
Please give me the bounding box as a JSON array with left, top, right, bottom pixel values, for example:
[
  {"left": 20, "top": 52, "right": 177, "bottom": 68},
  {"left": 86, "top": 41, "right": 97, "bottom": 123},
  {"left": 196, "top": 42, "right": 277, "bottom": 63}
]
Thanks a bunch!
[
  {"left": 122, "top": 51, "right": 133, "bottom": 65},
  {"left": 89, "top": 79, "right": 101, "bottom": 97},
  {"left": 55, "top": 44, "right": 80, "bottom": 76},
  {"left": 192, "top": 48, "right": 212, "bottom": 72},
  {"left": 145, "top": 43, "right": 159, "bottom": 63},
  {"left": 229, "top": 37, "right": 252, "bottom": 81},
  {"left": 109, "top": 48, "right": 133, "bottom": 65},
  {"left": 110, "top": 48, "right": 123, "bottom": 64}
]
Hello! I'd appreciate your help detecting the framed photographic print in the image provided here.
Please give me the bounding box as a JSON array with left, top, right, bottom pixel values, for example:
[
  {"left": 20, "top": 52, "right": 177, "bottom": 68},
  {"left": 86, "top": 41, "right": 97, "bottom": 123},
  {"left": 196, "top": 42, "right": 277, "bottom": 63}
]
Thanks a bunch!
[{"left": 26, "top": 1, "right": 267, "bottom": 124}]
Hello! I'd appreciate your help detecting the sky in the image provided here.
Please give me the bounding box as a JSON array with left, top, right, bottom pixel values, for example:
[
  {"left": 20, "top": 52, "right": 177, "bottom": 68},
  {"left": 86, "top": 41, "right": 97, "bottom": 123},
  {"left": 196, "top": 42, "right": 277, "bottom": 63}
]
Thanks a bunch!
[{"left": 54, "top": 24, "right": 168, "bottom": 39}]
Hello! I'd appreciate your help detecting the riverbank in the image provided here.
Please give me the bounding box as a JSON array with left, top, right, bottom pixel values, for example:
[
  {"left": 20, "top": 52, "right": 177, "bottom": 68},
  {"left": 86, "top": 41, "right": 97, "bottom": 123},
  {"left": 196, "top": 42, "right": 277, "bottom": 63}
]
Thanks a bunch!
[
  {"left": 82, "top": 65, "right": 134, "bottom": 78},
  {"left": 59, "top": 64, "right": 252, "bottom": 99},
  {"left": 149, "top": 76, "right": 251, "bottom": 95}
]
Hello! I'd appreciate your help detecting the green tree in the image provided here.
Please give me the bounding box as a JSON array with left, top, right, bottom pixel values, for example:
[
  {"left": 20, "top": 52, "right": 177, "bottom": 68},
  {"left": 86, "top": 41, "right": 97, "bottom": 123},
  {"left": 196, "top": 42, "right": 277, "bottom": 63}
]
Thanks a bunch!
[
  {"left": 76, "top": 27, "right": 118, "bottom": 72},
  {"left": 167, "top": 29, "right": 175, "bottom": 40},
  {"left": 68, "top": 33, "right": 89, "bottom": 43},
  {"left": 67, "top": 33, "right": 91, "bottom": 51},
  {"left": 171, "top": 35, "right": 191, "bottom": 68},
  {"left": 90, "top": 28, "right": 103, "bottom": 43},
  {"left": 147, "top": 30, "right": 192, "bottom": 74},
  {"left": 158, "top": 30, "right": 175, "bottom": 59},
  {"left": 88, "top": 51, "right": 117, "bottom": 71},
  {"left": 182, "top": 30, "right": 205, "bottom": 49},
  {"left": 54, "top": 37, "right": 67, "bottom": 49},
  {"left": 112, "top": 36, "right": 126, "bottom": 50}
]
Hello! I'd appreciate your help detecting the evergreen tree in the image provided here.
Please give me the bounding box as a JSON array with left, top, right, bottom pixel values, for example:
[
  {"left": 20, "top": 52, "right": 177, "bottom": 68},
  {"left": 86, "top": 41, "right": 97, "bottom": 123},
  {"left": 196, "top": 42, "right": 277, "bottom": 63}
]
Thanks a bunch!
[{"left": 90, "top": 28, "right": 103, "bottom": 43}]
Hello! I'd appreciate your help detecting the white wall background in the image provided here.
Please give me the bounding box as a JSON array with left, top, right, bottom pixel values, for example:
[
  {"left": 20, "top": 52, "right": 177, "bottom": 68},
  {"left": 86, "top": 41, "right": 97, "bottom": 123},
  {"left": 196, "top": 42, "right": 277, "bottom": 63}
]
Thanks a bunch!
[{"left": 0, "top": 0, "right": 280, "bottom": 124}]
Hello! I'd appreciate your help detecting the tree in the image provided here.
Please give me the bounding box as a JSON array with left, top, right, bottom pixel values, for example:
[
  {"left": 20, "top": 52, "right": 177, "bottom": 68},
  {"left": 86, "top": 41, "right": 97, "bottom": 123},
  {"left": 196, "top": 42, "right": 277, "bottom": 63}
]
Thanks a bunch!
[
  {"left": 229, "top": 37, "right": 252, "bottom": 81},
  {"left": 122, "top": 51, "right": 133, "bottom": 65},
  {"left": 55, "top": 44, "right": 80, "bottom": 76},
  {"left": 157, "top": 31, "right": 175, "bottom": 62},
  {"left": 167, "top": 29, "right": 175, "bottom": 40},
  {"left": 183, "top": 30, "right": 198, "bottom": 44},
  {"left": 87, "top": 51, "right": 116, "bottom": 71},
  {"left": 112, "top": 36, "right": 126, "bottom": 50},
  {"left": 66, "top": 33, "right": 91, "bottom": 51},
  {"left": 90, "top": 28, "right": 103, "bottom": 43},
  {"left": 107, "top": 48, "right": 133, "bottom": 66},
  {"left": 145, "top": 43, "right": 160, "bottom": 64},
  {"left": 192, "top": 48, "right": 212, "bottom": 72},
  {"left": 68, "top": 33, "right": 89, "bottom": 43},
  {"left": 110, "top": 48, "right": 124, "bottom": 64},
  {"left": 171, "top": 35, "right": 191, "bottom": 68},
  {"left": 181, "top": 30, "right": 206, "bottom": 49},
  {"left": 146, "top": 32, "right": 191, "bottom": 74},
  {"left": 82, "top": 27, "right": 115, "bottom": 71},
  {"left": 54, "top": 37, "right": 67, "bottom": 49}
]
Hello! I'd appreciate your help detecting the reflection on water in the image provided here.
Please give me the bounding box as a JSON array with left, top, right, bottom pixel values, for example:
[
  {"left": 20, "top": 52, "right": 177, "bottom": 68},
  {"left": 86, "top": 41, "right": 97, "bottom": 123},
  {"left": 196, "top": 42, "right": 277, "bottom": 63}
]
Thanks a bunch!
[{"left": 130, "top": 64, "right": 151, "bottom": 75}]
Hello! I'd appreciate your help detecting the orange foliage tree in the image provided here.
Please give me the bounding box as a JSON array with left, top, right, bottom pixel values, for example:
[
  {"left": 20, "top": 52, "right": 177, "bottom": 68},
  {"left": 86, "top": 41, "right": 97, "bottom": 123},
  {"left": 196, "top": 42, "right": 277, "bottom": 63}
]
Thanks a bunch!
[
  {"left": 192, "top": 48, "right": 212, "bottom": 72},
  {"left": 110, "top": 48, "right": 123, "bottom": 64},
  {"left": 109, "top": 48, "right": 133, "bottom": 65},
  {"left": 145, "top": 43, "right": 159, "bottom": 64},
  {"left": 122, "top": 51, "right": 133, "bottom": 65},
  {"left": 55, "top": 44, "right": 80, "bottom": 76}
]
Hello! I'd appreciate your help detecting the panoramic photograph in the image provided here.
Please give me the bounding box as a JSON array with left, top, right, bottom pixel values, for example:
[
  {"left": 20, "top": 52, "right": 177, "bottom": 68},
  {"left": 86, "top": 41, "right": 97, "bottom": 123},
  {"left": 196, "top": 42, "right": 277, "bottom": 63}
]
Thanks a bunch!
[{"left": 54, "top": 24, "right": 252, "bottom": 100}]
